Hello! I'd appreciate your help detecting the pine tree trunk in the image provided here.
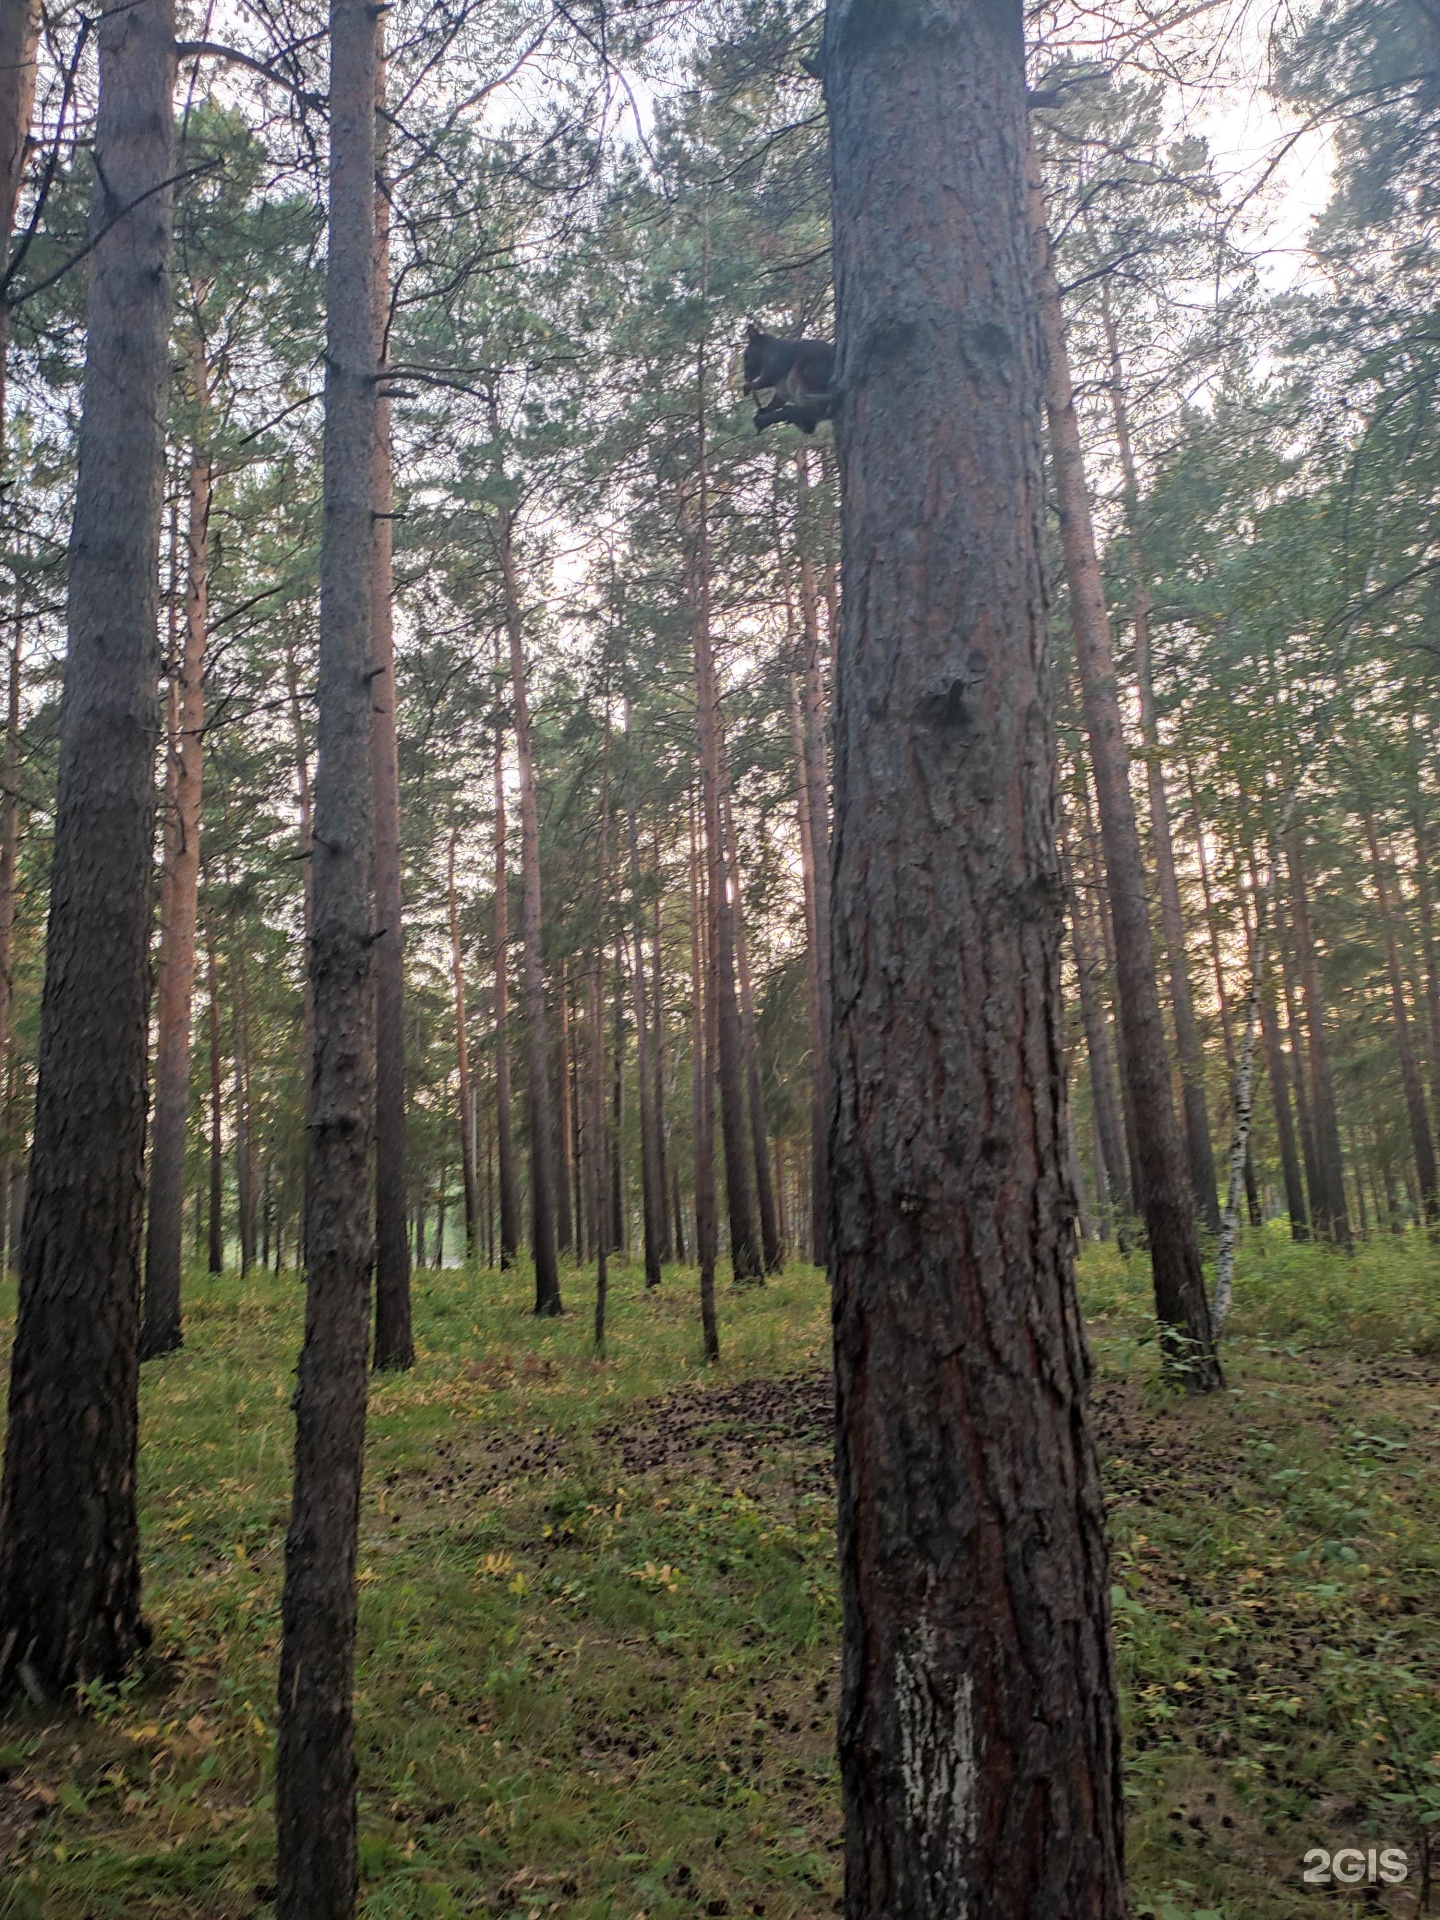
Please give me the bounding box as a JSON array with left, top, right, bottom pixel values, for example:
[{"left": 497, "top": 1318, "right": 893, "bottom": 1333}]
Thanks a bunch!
[
  {"left": 1061, "top": 830, "right": 1130, "bottom": 1219},
  {"left": 794, "top": 468, "right": 832, "bottom": 1269},
  {"left": 0, "top": 0, "right": 175, "bottom": 1700},
  {"left": 685, "top": 381, "right": 761, "bottom": 1283},
  {"left": 234, "top": 942, "right": 255, "bottom": 1273},
  {"left": 498, "top": 508, "right": 561, "bottom": 1315},
  {"left": 651, "top": 886, "right": 673, "bottom": 1263},
  {"left": 624, "top": 706, "right": 665, "bottom": 1287},
  {"left": 1361, "top": 801, "right": 1438, "bottom": 1219},
  {"left": 556, "top": 957, "right": 574, "bottom": 1255},
  {"left": 589, "top": 959, "right": 607, "bottom": 1347},
  {"left": 788, "top": 667, "right": 827, "bottom": 1265},
  {"left": 142, "top": 355, "right": 210, "bottom": 1356},
  {"left": 1408, "top": 757, "right": 1440, "bottom": 1134},
  {"left": 448, "top": 826, "right": 478, "bottom": 1255},
  {"left": 492, "top": 703, "right": 519, "bottom": 1268},
  {"left": 1245, "top": 847, "right": 1309, "bottom": 1242},
  {"left": 609, "top": 959, "right": 625, "bottom": 1251},
  {"left": 1028, "top": 134, "right": 1219, "bottom": 1385},
  {"left": 1286, "top": 836, "right": 1351, "bottom": 1247},
  {"left": 206, "top": 922, "right": 224, "bottom": 1272},
  {"left": 688, "top": 788, "right": 718, "bottom": 1358},
  {"left": 275, "top": 0, "right": 378, "bottom": 1901},
  {"left": 369, "top": 50, "right": 412, "bottom": 1371},
  {"left": 1104, "top": 305, "right": 1219, "bottom": 1231},
  {"left": 724, "top": 788, "right": 782, "bottom": 1272},
  {"left": 0, "top": 610, "right": 20, "bottom": 1277},
  {"left": 825, "top": 15, "right": 1125, "bottom": 1910}
]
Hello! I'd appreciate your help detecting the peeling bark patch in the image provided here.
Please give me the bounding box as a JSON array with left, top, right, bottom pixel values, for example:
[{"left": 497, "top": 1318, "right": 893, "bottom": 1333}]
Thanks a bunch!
[{"left": 895, "top": 1619, "right": 977, "bottom": 1911}]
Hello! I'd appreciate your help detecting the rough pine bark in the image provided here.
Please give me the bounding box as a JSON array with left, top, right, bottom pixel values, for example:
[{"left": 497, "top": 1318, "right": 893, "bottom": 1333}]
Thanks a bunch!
[
  {"left": 142, "top": 357, "right": 210, "bottom": 1357},
  {"left": 492, "top": 709, "right": 520, "bottom": 1267},
  {"left": 1028, "top": 134, "right": 1219, "bottom": 1385},
  {"left": 447, "top": 826, "right": 478, "bottom": 1254},
  {"left": 370, "top": 54, "right": 413, "bottom": 1370},
  {"left": 0, "top": 0, "right": 175, "bottom": 1699},
  {"left": 499, "top": 510, "right": 561, "bottom": 1315},
  {"left": 233, "top": 947, "right": 255, "bottom": 1272},
  {"left": 275, "top": 0, "right": 377, "bottom": 1904},
  {"left": 822, "top": 8, "right": 1125, "bottom": 1912}
]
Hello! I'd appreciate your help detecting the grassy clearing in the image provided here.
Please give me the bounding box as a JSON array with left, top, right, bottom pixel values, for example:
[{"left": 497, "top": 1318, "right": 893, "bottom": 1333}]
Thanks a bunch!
[{"left": 0, "top": 1228, "right": 1438, "bottom": 1918}]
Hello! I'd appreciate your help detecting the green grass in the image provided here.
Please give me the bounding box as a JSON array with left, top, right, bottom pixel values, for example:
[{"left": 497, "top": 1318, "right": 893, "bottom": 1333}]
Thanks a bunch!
[{"left": 1, "top": 1227, "right": 1438, "bottom": 1917}]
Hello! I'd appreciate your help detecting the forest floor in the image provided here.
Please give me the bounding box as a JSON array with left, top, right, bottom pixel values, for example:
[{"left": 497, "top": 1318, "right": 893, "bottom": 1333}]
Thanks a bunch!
[{"left": 1, "top": 1233, "right": 1440, "bottom": 1919}]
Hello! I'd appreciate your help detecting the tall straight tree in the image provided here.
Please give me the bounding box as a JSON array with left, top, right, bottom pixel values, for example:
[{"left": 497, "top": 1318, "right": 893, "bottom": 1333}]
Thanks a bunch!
[
  {"left": 496, "top": 496, "right": 562, "bottom": 1315},
  {"left": 492, "top": 701, "right": 520, "bottom": 1267},
  {"left": 447, "top": 825, "right": 479, "bottom": 1253},
  {"left": 624, "top": 697, "right": 665, "bottom": 1288},
  {"left": 686, "top": 359, "right": 761, "bottom": 1284},
  {"left": 0, "top": 0, "right": 176, "bottom": 1697},
  {"left": 823, "top": 3, "right": 1125, "bottom": 1912},
  {"left": 1287, "top": 834, "right": 1351, "bottom": 1246},
  {"left": 370, "top": 44, "right": 412, "bottom": 1370},
  {"left": 1104, "top": 307, "right": 1220, "bottom": 1232},
  {"left": 142, "top": 342, "right": 211, "bottom": 1357},
  {"left": 274, "top": 0, "right": 378, "bottom": 1904},
  {"left": 1027, "top": 134, "right": 1220, "bottom": 1385}
]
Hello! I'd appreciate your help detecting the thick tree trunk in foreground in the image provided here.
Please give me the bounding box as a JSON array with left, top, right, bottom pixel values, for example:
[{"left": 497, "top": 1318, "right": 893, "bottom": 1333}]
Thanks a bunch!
[
  {"left": 1105, "top": 314, "right": 1219, "bottom": 1232},
  {"left": 1028, "top": 137, "right": 1219, "bottom": 1386},
  {"left": 142, "top": 367, "right": 211, "bottom": 1356},
  {"left": 492, "top": 712, "right": 519, "bottom": 1267},
  {"left": 275, "top": 0, "right": 377, "bottom": 1905},
  {"left": 823, "top": 11, "right": 1125, "bottom": 1914},
  {"left": 448, "top": 827, "right": 478, "bottom": 1254},
  {"left": 1287, "top": 837, "right": 1351, "bottom": 1247},
  {"left": 499, "top": 511, "right": 561, "bottom": 1315},
  {"left": 1362, "top": 802, "right": 1438, "bottom": 1220},
  {"left": 370, "top": 65, "right": 412, "bottom": 1370},
  {"left": 0, "top": 0, "right": 175, "bottom": 1700}
]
